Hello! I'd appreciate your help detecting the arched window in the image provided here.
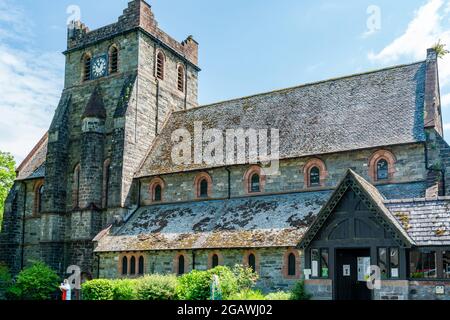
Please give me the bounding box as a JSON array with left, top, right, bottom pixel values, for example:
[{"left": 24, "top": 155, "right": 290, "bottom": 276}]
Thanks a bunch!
[
  {"left": 109, "top": 45, "right": 119, "bottom": 74},
  {"left": 156, "top": 51, "right": 165, "bottom": 80},
  {"left": 130, "top": 256, "right": 136, "bottom": 275},
  {"left": 83, "top": 54, "right": 91, "bottom": 81},
  {"left": 154, "top": 185, "right": 162, "bottom": 202},
  {"left": 244, "top": 166, "right": 265, "bottom": 194},
  {"left": 178, "top": 255, "right": 185, "bottom": 275},
  {"left": 377, "top": 159, "right": 389, "bottom": 181},
  {"left": 303, "top": 158, "right": 327, "bottom": 188},
  {"left": 73, "top": 164, "right": 81, "bottom": 209},
  {"left": 368, "top": 150, "right": 396, "bottom": 182},
  {"left": 138, "top": 256, "right": 144, "bottom": 275},
  {"left": 212, "top": 254, "right": 219, "bottom": 268},
  {"left": 37, "top": 185, "right": 44, "bottom": 214},
  {"left": 194, "top": 173, "right": 212, "bottom": 199},
  {"left": 250, "top": 174, "right": 260, "bottom": 193},
  {"left": 122, "top": 256, "right": 128, "bottom": 275},
  {"left": 200, "top": 179, "right": 208, "bottom": 198},
  {"left": 248, "top": 254, "right": 256, "bottom": 273},
  {"left": 309, "top": 167, "right": 320, "bottom": 187},
  {"left": 149, "top": 178, "right": 165, "bottom": 203},
  {"left": 102, "top": 159, "right": 111, "bottom": 209},
  {"left": 288, "top": 253, "right": 296, "bottom": 276},
  {"left": 177, "top": 65, "right": 185, "bottom": 92},
  {"left": 34, "top": 182, "right": 44, "bottom": 215}
]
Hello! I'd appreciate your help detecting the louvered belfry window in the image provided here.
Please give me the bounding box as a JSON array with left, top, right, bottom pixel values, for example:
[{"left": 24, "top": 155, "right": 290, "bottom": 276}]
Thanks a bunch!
[
  {"left": 177, "top": 65, "right": 184, "bottom": 92},
  {"left": 156, "top": 52, "right": 165, "bottom": 80},
  {"left": 110, "top": 46, "right": 119, "bottom": 74}
]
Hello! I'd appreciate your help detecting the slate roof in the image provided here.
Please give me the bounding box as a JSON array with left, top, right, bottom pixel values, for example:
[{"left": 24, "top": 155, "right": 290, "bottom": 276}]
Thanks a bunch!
[
  {"left": 95, "top": 171, "right": 450, "bottom": 253},
  {"left": 83, "top": 86, "right": 107, "bottom": 119},
  {"left": 351, "top": 170, "right": 415, "bottom": 245},
  {"left": 299, "top": 170, "right": 415, "bottom": 249},
  {"left": 386, "top": 198, "right": 450, "bottom": 246},
  {"left": 16, "top": 133, "right": 48, "bottom": 181},
  {"left": 94, "top": 190, "right": 332, "bottom": 252},
  {"left": 136, "top": 61, "right": 427, "bottom": 178}
]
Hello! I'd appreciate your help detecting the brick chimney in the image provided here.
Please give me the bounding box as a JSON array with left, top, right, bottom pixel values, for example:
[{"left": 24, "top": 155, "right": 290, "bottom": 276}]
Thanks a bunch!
[{"left": 424, "top": 48, "right": 443, "bottom": 136}]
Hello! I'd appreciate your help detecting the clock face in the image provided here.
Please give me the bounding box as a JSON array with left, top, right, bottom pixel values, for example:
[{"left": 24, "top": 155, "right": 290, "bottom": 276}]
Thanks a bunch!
[{"left": 91, "top": 55, "right": 108, "bottom": 79}]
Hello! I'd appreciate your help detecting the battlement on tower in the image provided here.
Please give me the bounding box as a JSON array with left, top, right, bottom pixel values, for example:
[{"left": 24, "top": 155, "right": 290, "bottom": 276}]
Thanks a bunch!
[{"left": 66, "top": 0, "right": 198, "bottom": 66}]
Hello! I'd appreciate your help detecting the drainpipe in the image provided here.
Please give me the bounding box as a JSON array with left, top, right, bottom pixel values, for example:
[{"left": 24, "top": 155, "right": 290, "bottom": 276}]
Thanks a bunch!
[
  {"left": 96, "top": 253, "right": 100, "bottom": 279},
  {"left": 225, "top": 167, "right": 231, "bottom": 200},
  {"left": 155, "top": 80, "right": 160, "bottom": 135},
  {"left": 20, "top": 181, "right": 27, "bottom": 271},
  {"left": 137, "top": 180, "right": 142, "bottom": 209},
  {"left": 192, "top": 251, "right": 196, "bottom": 271}
]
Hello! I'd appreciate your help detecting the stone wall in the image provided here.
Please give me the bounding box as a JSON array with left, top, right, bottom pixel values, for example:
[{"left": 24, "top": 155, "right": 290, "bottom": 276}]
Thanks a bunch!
[
  {"left": 409, "top": 281, "right": 450, "bottom": 300},
  {"left": 426, "top": 128, "right": 450, "bottom": 197},
  {"left": 0, "top": 183, "right": 24, "bottom": 275},
  {"left": 373, "top": 280, "right": 409, "bottom": 300},
  {"left": 140, "top": 143, "right": 427, "bottom": 205},
  {"left": 304, "top": 279, "right": 333, "bottom": 300},
  {"left": 98, "top": 247, "right": 303, "bottom": 292},
  {"left": 66, "top": 0, "right": 198, "bottom": 66}
]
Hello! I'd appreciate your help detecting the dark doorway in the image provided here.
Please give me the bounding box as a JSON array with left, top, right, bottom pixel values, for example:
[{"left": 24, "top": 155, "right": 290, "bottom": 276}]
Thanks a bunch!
[{"left": 335, "top": 248, "right": 372, "bottom": 300}]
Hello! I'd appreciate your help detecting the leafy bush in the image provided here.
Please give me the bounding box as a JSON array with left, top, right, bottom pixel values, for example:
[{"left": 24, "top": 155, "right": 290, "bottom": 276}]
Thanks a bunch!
[
  {"left": 5, "top": 286, "right": 22, "bottom": 300},
  {"left": 82, "top": 279, "right": 114, "bottom": 300},
  {"left": 290, "top": 281, "right": 311, "bottom": 300},
  {"left": 228, "top": 289, "right": 266, "bottom": 300},
  {"left": 80, "top": 264, "right": 260, "bottom": 301},
  {"left": 265, "top": 291, "right": 292, "bottom": 300},
  {"left": 8, "top": 261, "right": 60, "bottom": 300},
  {"left": 177, "top": 270, "right": 214, "bottom": 300},
  {"left": 0, "top": 263, "right": 12, "bottom": 300},
  {"left": 112, "top": 279, "right": 138, "bottom": 300},
  {"left": 232, "top": 265, "right": 259, "bottom": 291},
  {"left": 177, "top": 266, "right": 239, "bottom": 301},
  {"left": 136, "top": 275, "right": 179, "bottom": 300}
]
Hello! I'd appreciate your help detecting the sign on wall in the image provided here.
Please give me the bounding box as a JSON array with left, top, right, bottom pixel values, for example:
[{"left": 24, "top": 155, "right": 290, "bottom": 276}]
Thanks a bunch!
[
  {"left": 343, "top": 265, "right": 351, "bottom": 277},
  {"left": 357, "top": 257, "right": 371, "bottom": 282}
]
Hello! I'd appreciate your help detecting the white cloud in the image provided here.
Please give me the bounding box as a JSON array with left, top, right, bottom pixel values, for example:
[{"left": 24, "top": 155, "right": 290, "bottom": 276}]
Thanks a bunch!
[
  {"left": 0, "top": 0, "right": 63, "bottom": 164},
  {"left": 442, "top": 93, "right": 450, "bottom": 107},
  {"left": 444, "top": 123, "right": 450, "bottom": 130},
  {"left": 368, "top": 0, "right": 450, "bottom": 86}
]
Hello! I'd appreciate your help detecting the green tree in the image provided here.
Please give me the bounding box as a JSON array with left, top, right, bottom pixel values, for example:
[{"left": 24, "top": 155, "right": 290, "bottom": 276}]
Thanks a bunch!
[{"left": 0, "top": 151, "right": 16, "bottom": 230}]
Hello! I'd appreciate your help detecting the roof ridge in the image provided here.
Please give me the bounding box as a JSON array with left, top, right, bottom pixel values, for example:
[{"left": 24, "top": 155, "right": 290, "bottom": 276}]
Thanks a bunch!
[{"left": 175, "top": 60, "right": 425, "bottom": 114}]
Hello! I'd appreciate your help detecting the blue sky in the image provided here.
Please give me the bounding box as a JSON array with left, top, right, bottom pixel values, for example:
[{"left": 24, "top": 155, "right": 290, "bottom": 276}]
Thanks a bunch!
[{"left": 1, "top": 0, "right": 450, "bottom": 163}]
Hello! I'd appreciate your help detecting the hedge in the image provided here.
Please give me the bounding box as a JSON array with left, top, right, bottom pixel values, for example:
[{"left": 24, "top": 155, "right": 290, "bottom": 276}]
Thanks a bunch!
[
  {"left": 136, "top": 275, "right": 179, "bottom": 300},
  {"left": 81, "top": 279, "right": 114, "bottom": 300},
  {"left": 81, "top": 266, "right": 310, "bottom": 301}
]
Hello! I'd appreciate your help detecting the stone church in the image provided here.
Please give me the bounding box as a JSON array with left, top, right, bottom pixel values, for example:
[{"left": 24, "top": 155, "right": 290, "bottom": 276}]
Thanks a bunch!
[{"left": 1, "top": 0, "right": 450, "bottom": 300}]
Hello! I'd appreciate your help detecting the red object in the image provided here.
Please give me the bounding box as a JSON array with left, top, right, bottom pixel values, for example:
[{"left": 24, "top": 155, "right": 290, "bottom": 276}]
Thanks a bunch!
[{"left": 62, "top": 290, "right": 67, "bottom": 301}]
